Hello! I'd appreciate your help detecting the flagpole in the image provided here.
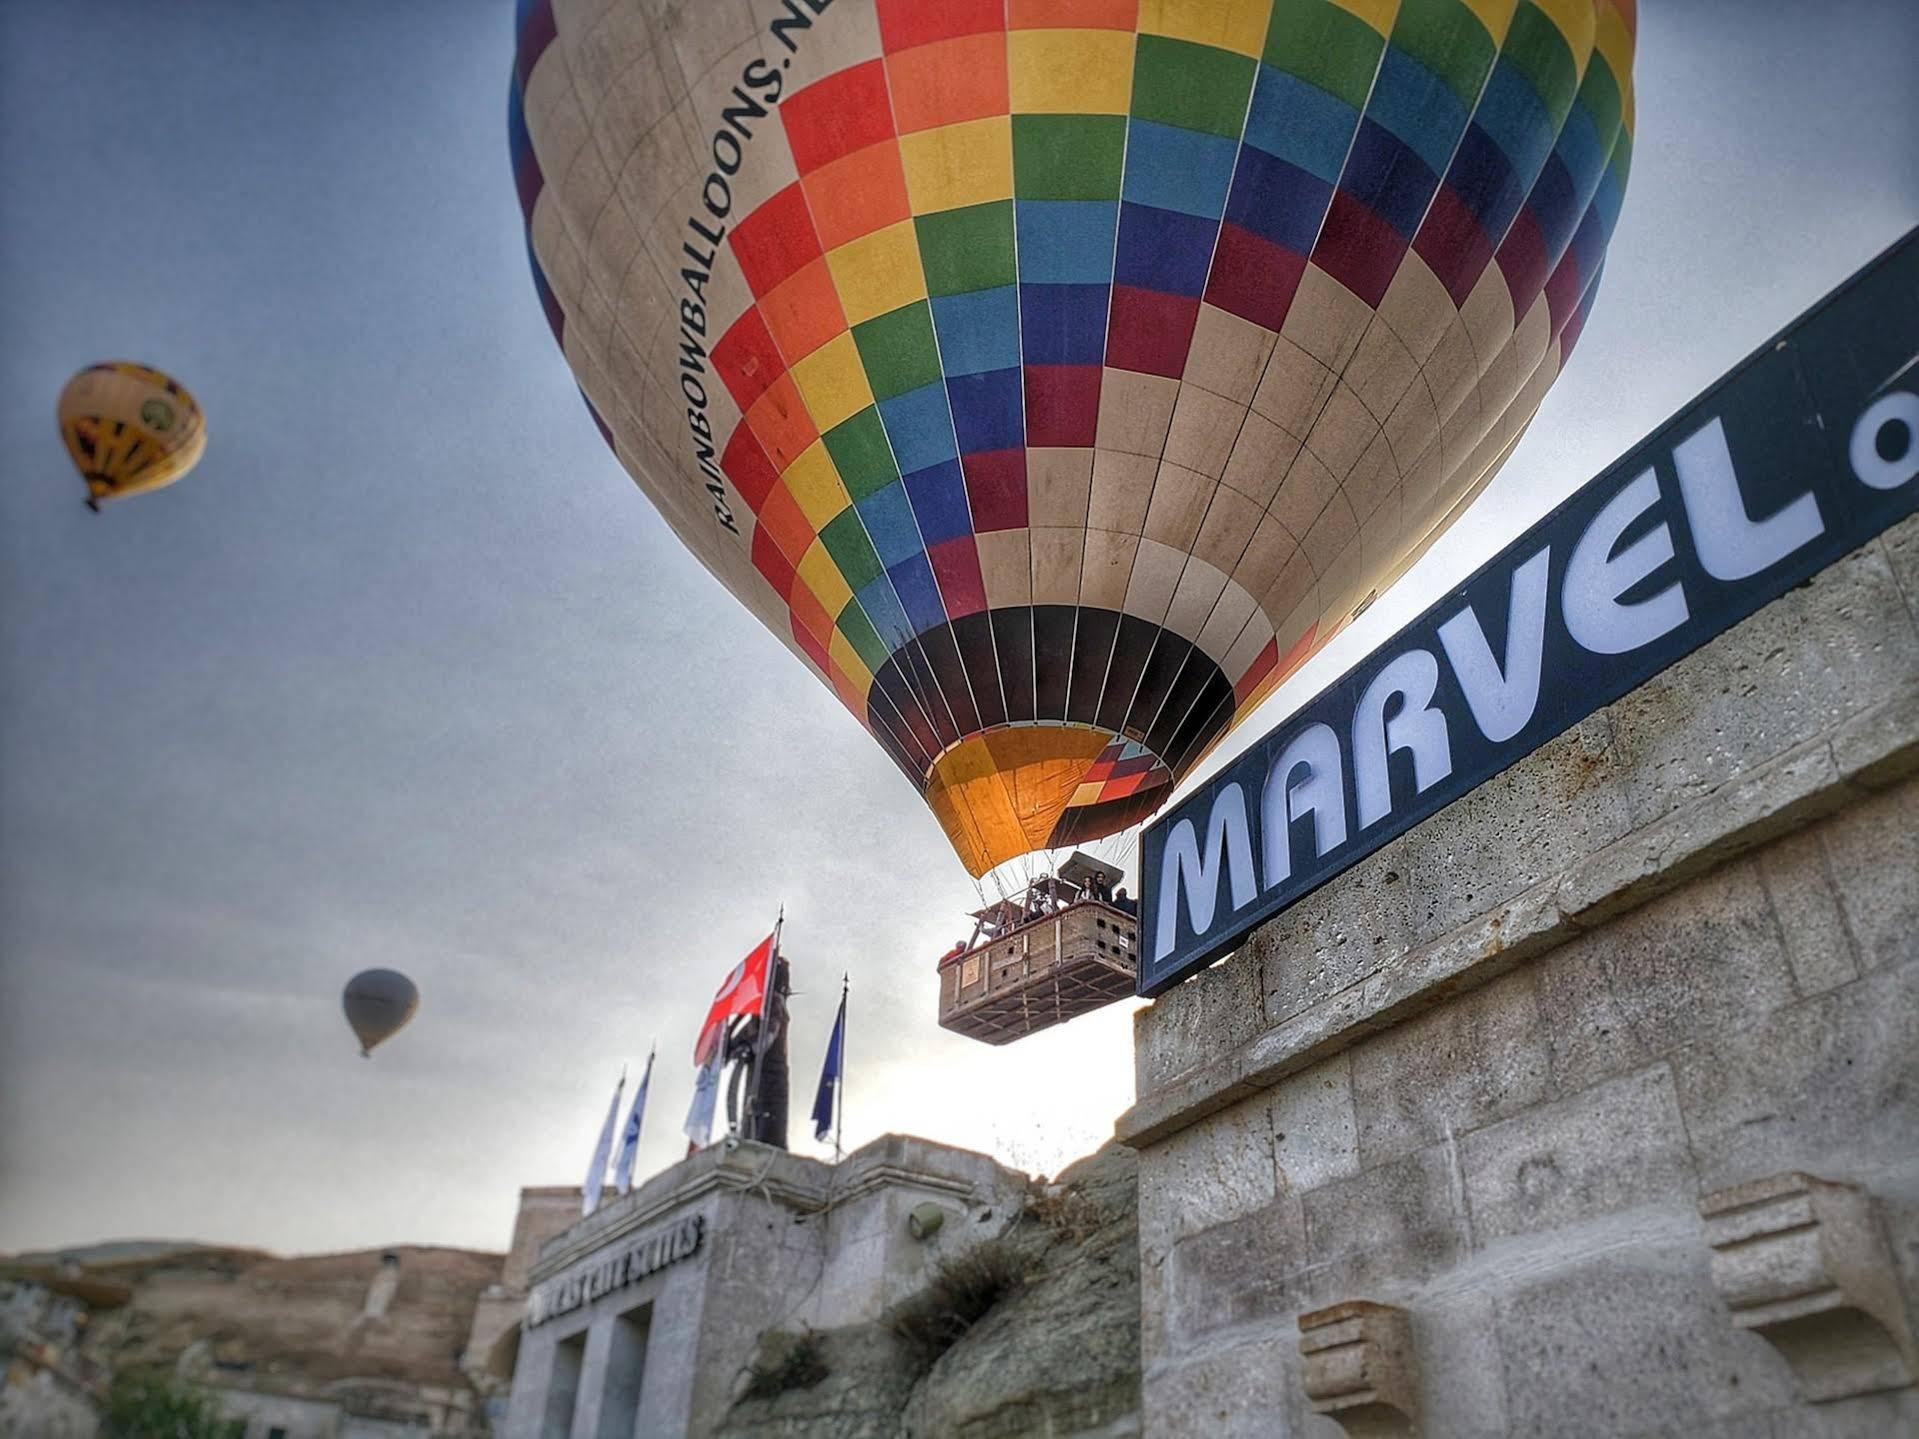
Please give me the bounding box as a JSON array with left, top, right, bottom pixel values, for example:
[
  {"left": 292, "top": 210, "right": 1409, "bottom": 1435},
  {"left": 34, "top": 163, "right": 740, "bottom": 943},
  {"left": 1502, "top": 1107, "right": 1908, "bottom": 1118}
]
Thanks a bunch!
[{"left": 743, "top": 907, "right": 783, "bottom": 1141}]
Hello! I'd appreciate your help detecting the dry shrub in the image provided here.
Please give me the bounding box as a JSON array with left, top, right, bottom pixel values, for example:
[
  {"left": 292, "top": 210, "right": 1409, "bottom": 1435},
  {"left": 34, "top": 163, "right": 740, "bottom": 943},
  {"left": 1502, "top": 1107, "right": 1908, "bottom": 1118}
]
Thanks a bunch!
[
  {"left": 737, "top": 1328, "right": 829, "bottom": 1401},
  {"left": 1023, "top": 1186, "right": 1107, "bottom": 1246},
  {"left": 886, "top": 1238, "right": 1026, "bottom": 1371}
]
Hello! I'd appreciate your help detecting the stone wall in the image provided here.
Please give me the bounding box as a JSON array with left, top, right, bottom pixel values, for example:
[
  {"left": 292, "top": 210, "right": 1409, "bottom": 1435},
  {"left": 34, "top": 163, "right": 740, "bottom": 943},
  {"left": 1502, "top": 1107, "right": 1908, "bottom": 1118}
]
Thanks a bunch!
[{"left": 1119, "top": 514, "right": 1919, "bottom": 1437}]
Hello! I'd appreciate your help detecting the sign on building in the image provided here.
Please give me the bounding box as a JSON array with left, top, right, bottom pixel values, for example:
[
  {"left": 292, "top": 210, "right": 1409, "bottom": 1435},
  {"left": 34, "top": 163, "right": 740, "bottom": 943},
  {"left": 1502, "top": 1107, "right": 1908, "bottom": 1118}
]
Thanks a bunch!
[
  {"left": 1140, "top": 229, "right": 1919, "bottom": 996},
  {"left": 526, "top": 1215, "right": 704, "bottom": 1328}
]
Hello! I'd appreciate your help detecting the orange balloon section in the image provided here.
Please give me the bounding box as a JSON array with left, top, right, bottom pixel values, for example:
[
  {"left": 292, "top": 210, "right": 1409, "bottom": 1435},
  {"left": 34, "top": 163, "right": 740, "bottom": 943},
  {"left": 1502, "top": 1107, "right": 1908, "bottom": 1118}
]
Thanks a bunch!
[{"left": 510, "top": 0, "right": 1635, "bottom": 874}]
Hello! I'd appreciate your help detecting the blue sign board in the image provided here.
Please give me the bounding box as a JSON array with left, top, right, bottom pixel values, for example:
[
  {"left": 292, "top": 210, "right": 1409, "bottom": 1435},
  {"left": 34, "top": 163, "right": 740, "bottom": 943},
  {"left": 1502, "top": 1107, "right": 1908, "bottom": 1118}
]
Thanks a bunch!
[{"left": 1140, "top": 229, "right": 1919, "bottom": 996}]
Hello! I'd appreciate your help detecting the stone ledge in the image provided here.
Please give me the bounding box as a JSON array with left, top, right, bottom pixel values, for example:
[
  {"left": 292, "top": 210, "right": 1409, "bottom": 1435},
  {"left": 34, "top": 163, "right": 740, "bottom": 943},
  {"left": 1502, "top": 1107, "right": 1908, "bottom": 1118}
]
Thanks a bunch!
[
  {"left": 1118, "top": 682, "right": 1919, "bottom": 1148},
  {"left": 1700, "top": 1171, "right": 1917, "bottom": 1401},
  {"left": 1298, "top": 1299, "right": 1419, "bottom": 1434},
  {"left": 533, "top": 1142, "right": 834, "bottom": 1279}
]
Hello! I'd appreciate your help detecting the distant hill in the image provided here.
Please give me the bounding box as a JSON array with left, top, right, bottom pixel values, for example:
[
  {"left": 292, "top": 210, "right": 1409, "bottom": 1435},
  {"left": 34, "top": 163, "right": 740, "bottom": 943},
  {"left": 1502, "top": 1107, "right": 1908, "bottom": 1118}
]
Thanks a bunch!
[
  {"left": 75, "top": 1243, "right": 504, "bottom": 1392},
  {"left": 6, "top": 1238, "right": 507, "bottom": 1433},
  {"left": 4, "top": 1240, "right": 223, "bottom": 1267}
]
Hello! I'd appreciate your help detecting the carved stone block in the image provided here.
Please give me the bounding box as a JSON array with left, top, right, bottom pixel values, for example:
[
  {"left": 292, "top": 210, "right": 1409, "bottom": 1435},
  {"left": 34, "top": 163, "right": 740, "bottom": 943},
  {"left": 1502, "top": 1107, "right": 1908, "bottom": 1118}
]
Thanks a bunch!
[
  {"left": 1699, "top": 1171, "right": 1916, "bottom": 1401},
  {"left": 1298, "top": 1300, "right": 1418, "bottom": 1436}
]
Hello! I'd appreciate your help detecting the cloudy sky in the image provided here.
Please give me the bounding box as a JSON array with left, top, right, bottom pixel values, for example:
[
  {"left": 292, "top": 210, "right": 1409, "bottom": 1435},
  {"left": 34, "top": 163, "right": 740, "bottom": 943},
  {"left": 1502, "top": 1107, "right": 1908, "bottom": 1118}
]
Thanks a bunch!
[{"left": 1, "top": 0, "right": 1913, "bottom": 1259}]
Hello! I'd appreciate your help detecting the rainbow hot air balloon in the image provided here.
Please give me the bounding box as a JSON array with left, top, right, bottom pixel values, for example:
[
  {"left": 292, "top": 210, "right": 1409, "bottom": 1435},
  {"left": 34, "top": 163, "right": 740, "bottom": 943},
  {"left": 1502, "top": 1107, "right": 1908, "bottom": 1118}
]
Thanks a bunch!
[
  {"left": 510, "top": 0, "right": 1635, "bottom": 876},
  {"left": 58, "top": 362, "right": 206, "bottom": 510}
]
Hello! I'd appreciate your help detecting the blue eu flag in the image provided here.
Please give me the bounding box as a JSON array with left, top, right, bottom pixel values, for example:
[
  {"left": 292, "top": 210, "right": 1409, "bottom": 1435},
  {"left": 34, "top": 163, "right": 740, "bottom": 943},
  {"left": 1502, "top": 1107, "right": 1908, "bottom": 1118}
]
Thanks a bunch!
[{"left": 811, "top": 984, "right": 847, "bottom": 1143}]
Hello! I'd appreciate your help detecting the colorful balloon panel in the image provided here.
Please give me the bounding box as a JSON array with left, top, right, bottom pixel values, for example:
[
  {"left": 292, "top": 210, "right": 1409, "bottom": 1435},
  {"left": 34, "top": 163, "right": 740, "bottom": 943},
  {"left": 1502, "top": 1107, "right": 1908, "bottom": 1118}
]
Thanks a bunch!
[
  {"left": 57, "top": 362, "right": 206, "bottom": 508},
  {"left": 511, "top": 0, "right": 1635, "bottom": 876}
]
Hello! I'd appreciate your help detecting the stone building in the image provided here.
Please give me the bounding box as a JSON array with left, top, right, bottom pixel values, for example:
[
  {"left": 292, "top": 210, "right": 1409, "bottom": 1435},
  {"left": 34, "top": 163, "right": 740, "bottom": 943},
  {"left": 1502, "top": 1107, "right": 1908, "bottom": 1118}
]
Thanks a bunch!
[
  {"left": 500, "top": 1136, "right": 1029, "bottom": 1438},
  {"left": 1118, "top": 512, "right": 1919, "bottom": 1435}
]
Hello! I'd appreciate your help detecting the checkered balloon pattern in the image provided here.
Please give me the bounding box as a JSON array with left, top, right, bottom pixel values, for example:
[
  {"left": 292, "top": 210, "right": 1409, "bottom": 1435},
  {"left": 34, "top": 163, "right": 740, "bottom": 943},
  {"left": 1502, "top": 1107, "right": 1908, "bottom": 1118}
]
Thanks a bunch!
[{"left": 512, "top": 0, "right": 1635, "bottom": 876}]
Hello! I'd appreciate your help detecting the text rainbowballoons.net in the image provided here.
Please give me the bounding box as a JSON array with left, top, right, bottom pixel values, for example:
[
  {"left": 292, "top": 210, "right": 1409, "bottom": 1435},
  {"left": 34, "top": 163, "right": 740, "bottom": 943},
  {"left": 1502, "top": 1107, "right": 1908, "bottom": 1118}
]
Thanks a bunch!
[{"left": 510, "top": 0, "right": 1635, "bottom": 875}]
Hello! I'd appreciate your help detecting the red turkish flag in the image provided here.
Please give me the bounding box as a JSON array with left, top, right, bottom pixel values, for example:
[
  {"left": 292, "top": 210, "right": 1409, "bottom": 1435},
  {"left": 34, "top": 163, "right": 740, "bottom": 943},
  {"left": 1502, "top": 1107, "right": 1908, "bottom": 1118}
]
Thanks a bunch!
[{"left": 693, "top": 933, "right": 773, "bottom": 1067}]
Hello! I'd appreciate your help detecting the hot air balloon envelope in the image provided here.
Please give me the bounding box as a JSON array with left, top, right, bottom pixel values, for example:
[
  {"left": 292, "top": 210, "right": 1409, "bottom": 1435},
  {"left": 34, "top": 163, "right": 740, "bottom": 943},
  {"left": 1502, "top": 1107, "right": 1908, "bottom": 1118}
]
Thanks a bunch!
[
  {"left": 58, "top": 362, "right": 206, "bottom": 509},
  {"left": 511, "top": 0, "right": 1636, "bottom": 875},
  {"left": 342, "top": 969, "right": 420, "bottom": 1057}
]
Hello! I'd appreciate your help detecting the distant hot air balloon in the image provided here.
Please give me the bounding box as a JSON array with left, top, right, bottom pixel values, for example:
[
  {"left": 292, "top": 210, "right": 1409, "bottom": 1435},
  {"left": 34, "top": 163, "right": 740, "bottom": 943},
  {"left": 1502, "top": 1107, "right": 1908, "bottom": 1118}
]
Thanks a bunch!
[
  {"left": 511, "top": 0, "right": 1635, "bottom": 876},
  {"left": 342, "top": 969, "right": 420, "bottom": 1058},
  {"left": 58, "top": 362, "right": 206, "bottom": 510}
]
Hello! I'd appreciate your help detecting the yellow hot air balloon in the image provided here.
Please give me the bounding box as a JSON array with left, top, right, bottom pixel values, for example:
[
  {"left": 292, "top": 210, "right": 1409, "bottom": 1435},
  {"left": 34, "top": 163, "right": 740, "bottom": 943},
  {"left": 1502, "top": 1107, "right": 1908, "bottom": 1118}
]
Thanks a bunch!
[
  {"left": 58, "top": 362, "right": 206, "bottom": 510},
  {"left": 510, "top": 0, "right": 1636, "bottom": 876}
]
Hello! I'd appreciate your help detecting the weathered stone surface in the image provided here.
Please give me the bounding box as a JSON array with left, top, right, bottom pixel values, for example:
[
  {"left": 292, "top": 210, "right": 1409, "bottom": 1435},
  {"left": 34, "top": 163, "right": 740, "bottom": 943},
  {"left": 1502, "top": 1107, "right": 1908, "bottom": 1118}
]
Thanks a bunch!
[
  {"left": 1408, "top": 1293, "right": 1508, "bottom": 1439},
  {"left": 1816, "top": 777, "right": 1919, "bottom": 973},
  {"left": 905, "top": 1146, "right": 1142, "bottom": 1439},
  {"left": 717, "top": 1145, "right": 1143, "bottom": 1439},
  {"left": 1119, "top": 1052, "right": 1269, "bottom": 1153},
  {"left": 1137, "top": 1093, "right": 1276, "bottom": 1264},
  {"left": 1602, "top": 541, "right": 1919, "bottom": 830},
  {"left": 1460, "top": 1065, "right": 1695, "bottom": 1245},
  {"left": 1256, "top": 718, "right": 1628, "bottom": 1031},
  {"left": 1755, "top": 827, "right": 1861, "bottom": 998},
  {"left": 1255, "top": 828, "right": 1427, "bottom": 1027},
  {"left": 1300, "top": 1146, "right": 1466, "bottom": 1302},
  {"left": 1872, "top": 1177, "right": 1919, "bottom": 1353},
  {"left": 1668, "top": 959, "right": 1919, "bottom": 1193},
  {"left": 1552, "top": 736, "right": 1850, "bottom": 930},
  {"left": 1491, "top": 1252, "right": 1797, "bottom": 1438},
  {"left": 1879, "top": 511, "right": 1919, "bottom": 624},
  {"left": 1732, "top": 1386, "right": 1919, "bottom": 1438},
  {"left": 1395, "top": 715, "right": 1631, "bottom": 945},
  {"left": 719, "top": 1327, "right": 916, "bottom": 1439},
  {"left": 1347, "top": 874, "right": 1570, "bottom": 1020},
  {"left": 1135, "top": 945, "right": 1263, "bottom": 1096},
  {"left": 1349, "top": 968, "right": 1552, "bottom": 1168},
  {"left": 1128, "top": 524, "right": 1919, "bottom": 1147},
  {"left": 1829, "top": 679, "right": 1919, "bottom": 790},
  {"left": 1536, "top": 860, "right": 1798, "bottom": 1093},
  {"left": 1165, "top": 1193, "right": 1308, "bottom": 1346},
  {"left": 1297, "top": 1300, "right": 1418, "bottom": 1435},
  {"left": 1141, "top": 1330, "right": 1316, "bottom": 1439},
  {"left": 1270, "top": 1056, "right": 1361, "bottom": 1195},
  {"left": 1139, "top": 1231, "right": 1167, "bottom": 1366},
  {"left": 1699, "top": 1171, "right": 1918, "bottom": 1402}
]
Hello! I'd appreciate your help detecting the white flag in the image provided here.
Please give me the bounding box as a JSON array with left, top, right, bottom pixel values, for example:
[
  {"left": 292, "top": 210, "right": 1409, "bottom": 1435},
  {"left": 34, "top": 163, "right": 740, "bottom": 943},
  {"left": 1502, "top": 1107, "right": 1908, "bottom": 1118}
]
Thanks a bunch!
[
  {"left": 614, "top": 1050, "right": 655, "bottom": 1196},
  {"left": 582, "top": 1073, "right": 624, "bottom": 1217},
  {"left": 683, "top": 1054, "right": 721, "bottom": 1150}
]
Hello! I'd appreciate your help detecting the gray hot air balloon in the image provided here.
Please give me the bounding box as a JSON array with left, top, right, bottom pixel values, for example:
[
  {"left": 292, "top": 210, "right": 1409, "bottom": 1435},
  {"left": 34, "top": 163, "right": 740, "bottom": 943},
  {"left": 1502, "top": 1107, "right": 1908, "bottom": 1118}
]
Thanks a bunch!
[{"left": 342, "top": 969, "right": 419, "bottom": 1058}]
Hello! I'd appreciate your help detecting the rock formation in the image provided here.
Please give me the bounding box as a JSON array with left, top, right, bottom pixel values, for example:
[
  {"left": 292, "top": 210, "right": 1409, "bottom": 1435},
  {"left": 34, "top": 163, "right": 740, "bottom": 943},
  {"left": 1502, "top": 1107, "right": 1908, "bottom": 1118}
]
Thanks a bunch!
[{"left": 717, "top": 1142, "right": 1142, "bottom": 1439}]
